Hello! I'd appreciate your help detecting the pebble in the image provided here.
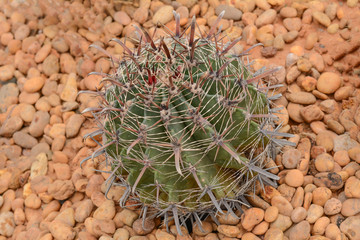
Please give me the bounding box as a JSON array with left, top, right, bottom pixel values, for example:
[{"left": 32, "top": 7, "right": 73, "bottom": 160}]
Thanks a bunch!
[
  {"left": 0, "top": 116, "right": 23, "bottom": 137},
  {"left": 65, "top": 114, "right": 85, "bottom": 138},
  {"left": 0, "top": 83, "right": 19, "bottom": 112},
  {"left": 301, "top": 76, "right": 317, "bottom": 91},
  {"left": 270, "top": 214, "right": 292, "bottom": 231},
  {"left": 29, "top": 111, "right": 50, "bottom": 137},
  {"left": 113, "top": 228, "right": 130, "bottom": 240},
  {"left": 317, "top": 72, "right": 341, "bottom": 94},
  {"left": 289, "top": 220, "right": 310, "bottom": 240},
  {"left": 193, "top": 221, "right": 213, "bottom": 236},
  {"left": 155, "top": 229, "right": 175, "bottom": 240},
  {"left": 217, "top": 225, "right": 241, "bottom": 237},
  {"left": 273, "top": 35, "right": 285, "bottom": 50},
  {"left": 264, "top": 206, "right": 278, "bottom": 223},
  {"left": 283, "top": 18, "right": 302, "bottom": 31},
  {"left": 93, "top": 200, "right": 116, "bottom": 220},
  {"left": 241, "top": 208, "right": 264, "bottom": 231},
  {"left": 347, "top": 0, "right": 359, "bottom": 7},
  {"left": 43, "top": 54, "right": 59, "bottom": 76},
  {"left": 306, "top": 204, "right": 324, "bottom": 224},
  {"left": 313, "top": 11, "right": 331, "bottom": 27},
  {"left": 286, "top": 66, "right": 301, "bottom": 84},
  {"left": 0, "top": 211, "right": 15, "bottom": 237},
  {"left": 24, "top": 193, "right": 41, "bottom": 209},
  {"left": 241, "top": 232, "right": 261, "bottom": 240},
  {"left": 334, "top": 134, "right": 360, "bottom": 152},
  {"left": 271, "top": 195, "right": 293, "bottom": 216},
  {"left": 300, "top": 105, "right": 324, "bottom": 123},
  {"left": 47, "top": 180, "right": 75, "bottom": 200},
  {"left": 54, "top": 207, "right": 75, "bottom": 227},
  {"left": 291, "top": 207, "right": 307, "bottom": 223},
  {"left": 348, "top": 147, "right": 360, "bottom": 163},
  {"left": 75, "top": 199, "right": 93, "bottom": 223},
  {"left": 285, "top": 169, "right": 304, "bottom": 187},
  {"left": 30, "top": 152, "right": 48, "bottom": 180},
  {"left": 283, "top": 31, "right": 298, "bottom": 43},
  {"left": 0, "top": 65, "right": 15, "bottom": 82},
  {"left": 341, "top": 199, "right": 360, "bottom": 217},
  {"left": 287, "top": 92, "right": 316, "bottom": 105},
  {"left": 60, "top": 73, "right": 78, "bottom": 102},
  {"left": 118, "top": 209, "right": 139, "bottom": 227},
  {"left": 327, "top": 23, "right": 339, "bottom": 34},
  {"left": 114, "top": 11, "right": 131, "bottom": 25},
  {"left": 153, "top": 6, "right": 174, "bottom": 25},
  {"left": 344, "top": 176, "right": 360, "bottom": 198},
  {"left": 264, "top": 227, "right": 283, "bottom": 240},
  {"left": 218, "top": 211, "right": 240, "bottom": 225},
  {"left": 280, "top": 7, "right": 297, "bottom": 18},
  {"left": 215, "top": 5, "right": 242, "bottom": 20},
  {"left": 49, "top": 220, "right": 76, "bottom": 240},
  {"left": 315, "top": 153, "right": 334, "bottom": 172},
  {"left": 53, "top": 163, "right": 71, "bottom": 180},
  {"left": 312, "top": 187, "right": 331, "bottom": 206},
  {"left": 334, "top": 85, "right": 354, "bottom": 101},
  {"left": 132, "top": 218, "right": 155, "bottom": 235},
  {"left": 255, "top": 9, "right": 277, "bottom": 27},
  {"left": 340, "top": 215, "right": 360, "bottom": 240},
  {"left": 297, "top": 58, "right": 312, "bottom": 72}
]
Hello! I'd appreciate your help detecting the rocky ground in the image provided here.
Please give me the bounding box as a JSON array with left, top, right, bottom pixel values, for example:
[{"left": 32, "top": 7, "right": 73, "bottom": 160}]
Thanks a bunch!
[{"left": 0, "top": 0, "right": 360, "bottom": 239}]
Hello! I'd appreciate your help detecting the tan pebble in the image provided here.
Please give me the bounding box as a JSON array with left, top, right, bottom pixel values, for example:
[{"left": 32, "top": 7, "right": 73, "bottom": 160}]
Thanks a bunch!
[
  {"left": 347, "top": 0, "right": 359, "bottom": 7},
  {"left": 289, "top": 220, "right": 311, "bottom": 240},
  {"left": 24, "top": 193, "right": 41, "bottom": 209},
  {"left": 0, "top": 211, "right": 15, "bottom": 237},
  {"left": 14, "top": 208, "right": 25, "bottom": 225},
  {"left": 114, "top": 11, "right": 131, "bottom": 25},
  {"left": 241, "top": 208, "right": 264, "bottom": 231},
  {"left": 255, "top": 0, "right": 271, "bottom": 10},
  {"left": 305, "top": 32, "right": 318, "bottom": 50},
  {"left": 47, "top": 180, "right": 75, "bottom": 200},
  {"left": 74, "top": 199, "right": 93, "bottom": 223},
  {"left": 43, "top": 54, "right": 59, "bottom": 77},
  {"left": 324, "top": 198, "right": 342, "bottom": 215},
  {"left": 300, "top": 105, "right": 324, "bottom": 123},
  {"left": 280, "top": 7, "right": 297, "bottom": 18},
  {"left": 155, "top": 229, "right": 175, "bottom": 240},
  {"left": 273, "top": 35, "right": 285, "bottom": 50},
  {"left": 93, "top": 200, "right": 116, "bottom": 220},
  {"left": 85, "top": 218, "right": 116, "bottom": 237},
  {"left": 54, "top": 207, "right": 75, "bottom": 227},
  {"left": 348, "top": 147, "right": 360, "bottom": 163},
  {"left": 297, "top": 58, "right": 312, "bottom": 72},
  {"left": 65, "top": 114, "right": 85, "bottom": 138},
  {"left": 327, "top": 120, "right": 345, "bottom": 135},
  {"left": 132, "top": 218, "right": 155, "bottom": 236},
  {"left": 0, "top": 65, "right": 15, "bottom": 82},
  {"left": 264, "top": 206, "right": 279, "bottom": 223},
  {"left": 290, "top": 45, "right": 304, "bottom": 57},
  {"left": 309, "top": 52, "right": 324, "bottom": 72},
  {"left": 344, "top": 176, "right": 360, "bottom": 198},
  {"left": 0, "top": 116, "right": 23, "bottom": 137},
  {"left": 315, "top": 153, "right": 334, "bottom": 172},
  {"left": 291, "top": 207, "right": 307, "bottom": 223},
  {"left": 118, "top": 209, "right": 139, "bottom": 227},
  {"left": 317, "top": 72, "right": 341, "bottom": 94},
  {"left": 313, "top": 216, "right": 330, "bottom": 235},
  {"left": 312, "top": 187, "right": 331, "bottom": 206},
  {"left": 301, "top": 76, "right": 317, "bottom": 91},
  {"left": 306, "top": 204, "right": 324, "bottom": 223},
  {"left": 315, "top": 131, "right": 334, "bottom": 152},
  {"left": 334, "top": 85, "right": 354, "bottom": 101},
  {"left": 341, "top": 199, "right": 360, "bottom": 217},
  {"left": 53, "top": 163, "right": 71, "bottom": 180},
  {"left": 13, "top": 131, "right": 38, "bottom": 148},
  {"left": 270, "top": 214, "right": 292, "bottom": 231},
  {"left": 252, "top": 221, "right": 269, "bottom": 235},
  {"left": 264, "top": 227, "right": 283, "bottom": 240},
  {"left": 49, "top": 220, "right": 76, "bottom": 240},
  {"left": 153, "top": 6, "right": 174, "bottom": 25},
  {"left": 291, "top": 187, "right": 305, "bottom": 208},
  {"left": 255, "top": 9, "right": 277, "bottom": 27},
  {"left": 283, "top": 31, "right": 299, "bottom": 43},
  {"left": 113, "top": 228, "right": 130, "bottom": 240},
  {"left": 313, "top": 11, "right": 331, "bottom": 27},
  {"left": 282, "top": 149, "right": 301, "bottom": 169},
  {"left": 193, "top": 221, "right": 212, "bottom": 236},
  {"left": 287, "top": 92, "right": 316, "bottom": 105},
  {"left": 333, "top": 150, "right": 350, "bottom": 167},
  {"left": 285, "top": 169, "right": 304, "bottom": 187},
  {"left": 327, "top": 23, "right": 339, "bottom": 34},
  {"left": 60, "top": 73, "right": 78, "bottom": 102},
  {"left": 241, "top": 232, "right": 261, "bottom": 240},
  {"left": 218, "top": 211, "right": 240, "bottom": 225},
  {"left": 217, "top": 225, "right": 240, "bottom": 237},
  {"left": 325, "top": 223, "right": 341, "bottom": 239},
  {"left": 287, "top": 103, "right": 303, "bottom": 123}
]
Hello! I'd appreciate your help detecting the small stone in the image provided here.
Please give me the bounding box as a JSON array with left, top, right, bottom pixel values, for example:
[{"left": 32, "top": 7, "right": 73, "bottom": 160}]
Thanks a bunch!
[
  {"left": 261, "top": 46, "right": 277, "bottom": 58},
  {"left": 54, "top": 208, "right": 75, "bottom": 227},
  {"left": 305, "top": 33, "right": 318, "bottom": 50},
  {"left": 327, "top": 120, "right": 345, "bottom": 135},
  {"left": 24, "top": 193, "right": 41, "bottom": 209},
  {"left": 43, "top": 54, "right": 59, "bottom": 76},
  {"left": 241, "top": 232, "right": 261, "bottom": 240},
  {"left": 291, "top": 207, "right": 307, "bottom": 223},
  {"left": 132, "top": 218, "right": 155, "bottom": 235},
  {"left": 340, "top": 215, "right": 360, "bottom": 240},
  {"left": 341, "top": 199, "right": 360, "bottom": 217},
  {"left": 218, "top": 211, "right": 240, "bottom": 225},
  {"left": 53, "top": 163, "right": 71, "bottom": 180},
  {"left": 155, "top": 229, "right": 175, "bottom": 240},
  {"left": 283, "top": 31, "right": 298, "bottom": 43},
  {"left": 297, "top": 58, "right": 312, "bottom": 72},
  {"left": 193, "top": 221, "right": 213, "bottom": 236},
  {"left": 215, "top": 5, "right": 242, "bottom": 20},
  {"left": 313, "top": 11, "right": 331, "bottom": 27},
  {"left": 312, "top": 187, "right": 332, "bottom": 206},
  {"left": 113, "top": 228, "right": 130, "bottom": 240},
  {"left": 49, "top": 123, "right": 66, "bottom": 138},
  {"left": 300, "top": 105, "right": 324, "bottom": 123},
  {"left": 271, "top": 195, "right": 293, "bottom": 216},
  {"left": 285, "top": 169, "right": 304, "bottom": 187},
  {"left": 0, "top": 211, "right": 15, "bottom": 237},
  {"left": 60, "top": 73, "right": 78, "bottom": 102},
  {"left": 344, "top": 176, "right": 360, "bottom": 198},
  {"left": 273, "top": 35, "right": 285, "bottom": 50},
  {"left": 0, "top": 65, "right": 15, "bottom": 82},
  {"left": 280, "top": 7, "right": 297, "bottom": 18},
  {"left": 327, "top": 23, "right": 339, "bottom": 34},
  {"left": 153, "top": 6, "right": 174, "bottom": 25},
  {"left": 347, "top": 0, "right": 359, "bottom": 7},
  {"left": 334, "top": 134, "right": 360, "bottom": 152},
  {"left": 324, "top": 198, "right": 342, "bottom": 215},
  {"left": 114, "top": 11, "right": 131, "bottom": 25},
  {"left": 49, "top": 220, "right": 76, "bottom": 240},
  {"left": 65, "top": 114, "right": 85, "bottom": 138},
  {"left": 241, "top": 208, "right": 264, "bottom": 231},
  {"left": 282, "top": 149, "right": 301, "bottom": 169},
  {"left": 30, "top": 152, "right": 48, "bottom": 180},
  {"left": 283, "top": 18, "right": 302, "bottom": 31},
  {"left": 317, "top": 72, "right": 341, "bottom": 94},
  {"left": 255, "top": 9, "right": 277, "bottom": 27},
  {"left": 334, "top": 85, "right": 354, "bottom": 101},
  {"left": 289, "top": 221, "right": 311, "bottom": 240},
  {"left": 94, "top": 200, "right": 116, "bottom": 220},
  {"left": 217, "top": 225, "right": 241, "bottom": 237},
  {"left": 301, "top": 76, "right": 317, "bottom": 91},
  {"left": 264, "top": 228, "right": 283, "bottom": 240},
  {"left": 29, "top": 111, "right": 50, "bottom": 137},
  {"left": 287, "top": 92, "right": 316, "bottom": 105},
  {"left": 47, "top": 180, "right": 75, "bottom": 200},
  {"left": 270, "top": 214, "right": 292, "bottom": 231},
  {"left": 133, "top": 7, "right": 148, "bottom": 24},
  {"left": 306, "top": 204, "right": 324, "bottom": 224},
  {"left": 348, "top": 147, "right": 360, "bottom": 163},
  {"left": 0, "top": 116, "right": 23, "bottom": 137},
  {"left": 264, "top": 206, "right": 278, "bottom": 223},
  {"left": 315, "top": 153, "right": 334, "bottom": 172},
  {"left": 286, "top": 66, "right": 301, "bottom": 84},
  {"left": 118, "top": 209, "right": 139, "bottom": 227},
  {"left": 75, "top": 199, "right": 93, "bottom": 223}
]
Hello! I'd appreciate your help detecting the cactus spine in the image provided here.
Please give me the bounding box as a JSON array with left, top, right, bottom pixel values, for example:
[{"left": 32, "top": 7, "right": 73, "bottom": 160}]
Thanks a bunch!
[{"left": 81, "top": 12, "right": 294, "bottom": 234}]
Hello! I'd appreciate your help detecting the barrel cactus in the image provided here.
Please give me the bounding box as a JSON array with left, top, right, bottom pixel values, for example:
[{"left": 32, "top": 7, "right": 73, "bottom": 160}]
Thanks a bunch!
[{"left": 81, "top": 12, "right": 293, "bottom": 234}]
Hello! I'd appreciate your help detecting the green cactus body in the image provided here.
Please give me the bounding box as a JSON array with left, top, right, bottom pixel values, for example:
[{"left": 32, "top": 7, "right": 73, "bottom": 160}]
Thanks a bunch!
[{"left": 82, "top": 12, "right": 294, "bottom": 234}]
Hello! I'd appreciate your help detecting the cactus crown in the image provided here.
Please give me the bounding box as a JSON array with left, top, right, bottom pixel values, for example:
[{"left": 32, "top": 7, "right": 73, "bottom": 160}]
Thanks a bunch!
[{"left": 82, "top": 12, "right": 294, "bottom": 234}]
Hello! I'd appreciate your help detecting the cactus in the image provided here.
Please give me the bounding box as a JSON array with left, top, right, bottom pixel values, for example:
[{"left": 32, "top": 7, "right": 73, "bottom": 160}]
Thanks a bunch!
[{"left": 81, "top": 12, "right": 294, "bottom": 234}]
